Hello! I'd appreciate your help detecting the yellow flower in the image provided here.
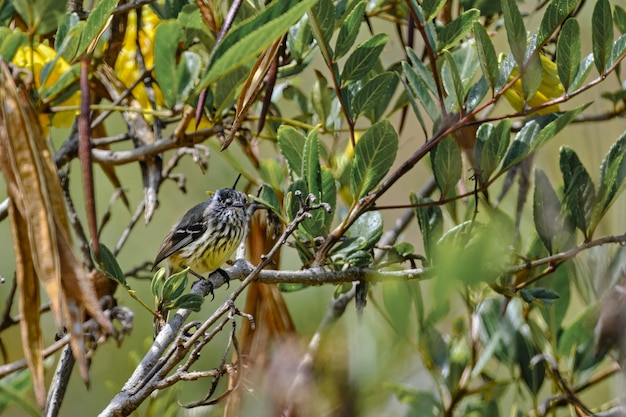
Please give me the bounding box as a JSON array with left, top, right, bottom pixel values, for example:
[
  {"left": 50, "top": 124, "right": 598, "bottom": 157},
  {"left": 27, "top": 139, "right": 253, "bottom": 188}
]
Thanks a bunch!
[
  {"left": 13, "top": 43, "right": 80, "bottom": 129},
  {"left": 114, "top": 8, "right": 164, "bottom": 116},
  {"left": 503, "top": 54, "right": 564, "bottom": 115}
]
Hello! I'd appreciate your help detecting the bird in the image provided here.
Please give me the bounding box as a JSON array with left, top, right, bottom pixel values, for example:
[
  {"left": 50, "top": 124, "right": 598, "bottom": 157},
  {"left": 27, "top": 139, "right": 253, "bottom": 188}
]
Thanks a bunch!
[{"left": 153, "top": 188, "right": 249, "bottom": 279}]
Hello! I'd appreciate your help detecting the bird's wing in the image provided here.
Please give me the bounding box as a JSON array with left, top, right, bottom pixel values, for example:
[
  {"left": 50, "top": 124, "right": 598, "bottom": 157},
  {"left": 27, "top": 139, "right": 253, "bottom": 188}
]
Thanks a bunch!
[{"left": 152, "top": 202, "right": 209, "bottom": 268}]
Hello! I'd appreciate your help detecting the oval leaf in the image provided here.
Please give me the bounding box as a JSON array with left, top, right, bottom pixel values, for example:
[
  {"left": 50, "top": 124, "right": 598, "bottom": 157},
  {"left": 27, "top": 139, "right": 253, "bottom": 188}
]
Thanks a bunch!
[{"left": 350, "top": 120, "right": 398, "bottom": 200}]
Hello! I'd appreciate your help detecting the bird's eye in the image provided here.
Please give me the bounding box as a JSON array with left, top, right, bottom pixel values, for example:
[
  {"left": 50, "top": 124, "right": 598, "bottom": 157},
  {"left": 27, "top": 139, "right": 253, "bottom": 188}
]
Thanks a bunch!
[{"left": 225, "top": 198, "right": 232, "bottom": 205}]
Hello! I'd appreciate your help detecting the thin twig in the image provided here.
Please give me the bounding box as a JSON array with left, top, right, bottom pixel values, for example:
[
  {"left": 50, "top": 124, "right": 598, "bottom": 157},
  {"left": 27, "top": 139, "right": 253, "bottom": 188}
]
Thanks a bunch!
[{"left": 43, "top": 345, "right": 75, "bottom": 417}]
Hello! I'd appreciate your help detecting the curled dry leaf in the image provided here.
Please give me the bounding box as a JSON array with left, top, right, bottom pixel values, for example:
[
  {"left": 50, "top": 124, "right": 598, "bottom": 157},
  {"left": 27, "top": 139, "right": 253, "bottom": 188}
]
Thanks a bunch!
[{"left": 0, "top": 60, "right": 114, "bottom": 407}]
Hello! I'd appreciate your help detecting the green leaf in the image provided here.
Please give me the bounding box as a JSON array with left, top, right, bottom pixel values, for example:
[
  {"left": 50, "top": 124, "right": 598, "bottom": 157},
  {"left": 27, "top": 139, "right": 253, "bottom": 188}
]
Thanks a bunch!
[
  {"left": 277, "top": 125, "right": 307, "bottom": 177},
  {"left": 301, "top": 129, "right": 325, "bottom": 236},
  {"left": 402, "top": 61, "right": 438, "bottom": 121},
  {"left": 383, "top": 281, "right": 414, "bottom": 335},
  {"left": 13, "top": 0, "right": 67, "bottom": 35},
  {"left": 430, "top": 135, "right": 462, "bottom": 199},
  {"left": 536, "top": 0, "right": 578, "bottom": 48},
  {"left": 516, "top": 329, "right": 545, "bottom": 394},
  {"left": 592, "top": 0, "right": 613, "bottom": 74},
  {"left": 557, "top": 304, "right": 601, "bottom": 372},
  {"left": 303, "top": 128, "right": 322, "bottom": 198},
  {"left": 473, "top": 22, "right": 498, "bottom": 91},
  {"left": 615, "top": 5, "right": 626, "bottom": 34},
  {"left": 473, "top": 120, "right": 511, "bottom": 183},
  {"left": 151, "top": 268, "right": 167, "bottom": 298},
  {"left": 422, "top": 0, "right": 446, "bottom": 22},
  {"left": 154, "top": 20, "right": 183, "bottom": 109},
  {"left": 478, "top": 297, "right": 523, "bottom": 365},
  {"left": 0, "top": 370, "right": 39, "bottom": 417},
  {"left": 610, "top": 33, "right": 626, "bottom": 69},
  {"left": 557, "top": 18, "right": 581, "bottom": 92},
  {"left": 533, "top": 169, "right": 572, "bottom": 254},
  {"left": 308, "top": 0, "right": 335, "bottom": 57},
  {"left": 93, "top": 244, "right": 127, "bottom": 289},
  {"left": 568, "top": 53, "right": 594, "bottom": 93},
  {"left": 351, "top": 72, "right": 397, "bottom": 120},
  {"left": 521, "top": 38, "right": 543, "bottom": 102},
  {"left": 385, "top": 383, "right": 441, "bottom": 417},
  {"left": 259, "top": 159, "right": 286, "bottom": 192},
  {"left": 200, "top": 0, "right": 317, "bottom": 89},
  {"left": 501, "top": 0, "right": 527, "bottom": 68},
  {"left": 496, "top": 53, "right": 516, "bottom": 94},
  {"left": 335, "top": 1, "right": 365, "bottom": 59},
  {"left": 407, "top": 47, "right": 438, "bottom": 95},
  {"left": 285, "top": 179, "right": 307, "bottom": 224},
  {"left": 213, "top": 66, "right": 249, "bottom": 116},
  {"left": 465, "top": 75, "right": 489, "bottom": 113},
  {"left": 161, "top": 269, "right": 189, "bottom": 304},
  {"left": 178, "top": 5, "right": 214, "bottom": 47},
  {"left": 436, "top": 8, "right": 479, "bottom": 52},
  {"left": 0, "top": 29, "right": 26, "bottom": 62},
  {"left": 55, "top": 13, "right": 79, "bottom": 51},
  {"left": 341, "top": 33, "right": 388, "bottom": 85},
  {"left": 56, "top": 15, "right": 82, "bottom": 62},
  {"left": 559, "top": 147, "right": 596, "bottom": 238},
  {"left": 312, "top": 70, "right": 333, "bottom": 126},
  {"left": 76, "top": 0, "right": 117, "bottom": 55},
  {"left": 411, "top": 194, "right": 443, "bottom": 264},
  {"left": 441, "top": 51, "right": 465, "bottom": 113},
  {"left": 500, "top": 104, "right": 590, "bottom": 172},
  {"left": 330, "top": 211, "right": 383, "bottom": 256},
  {"left": 350, "top": 120, "right": 398, "bottom": 200},
  {"left": 591, "top": 131, "right": 626, "bottom": 234},
  {"left": 255, "top": 184, "right": 282, "bottom": 218},
  {"left": 520, "top": 287, "right": 560, "bottom": 308},
  {"left": 287, "top": 15, "right": 314, "bottom": 63},
  {"left": 176, "top": 51, "right": 201, "bottom": 104},
  {"left": 172, "top": 293, "right": 204, "bottom": 312}
]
